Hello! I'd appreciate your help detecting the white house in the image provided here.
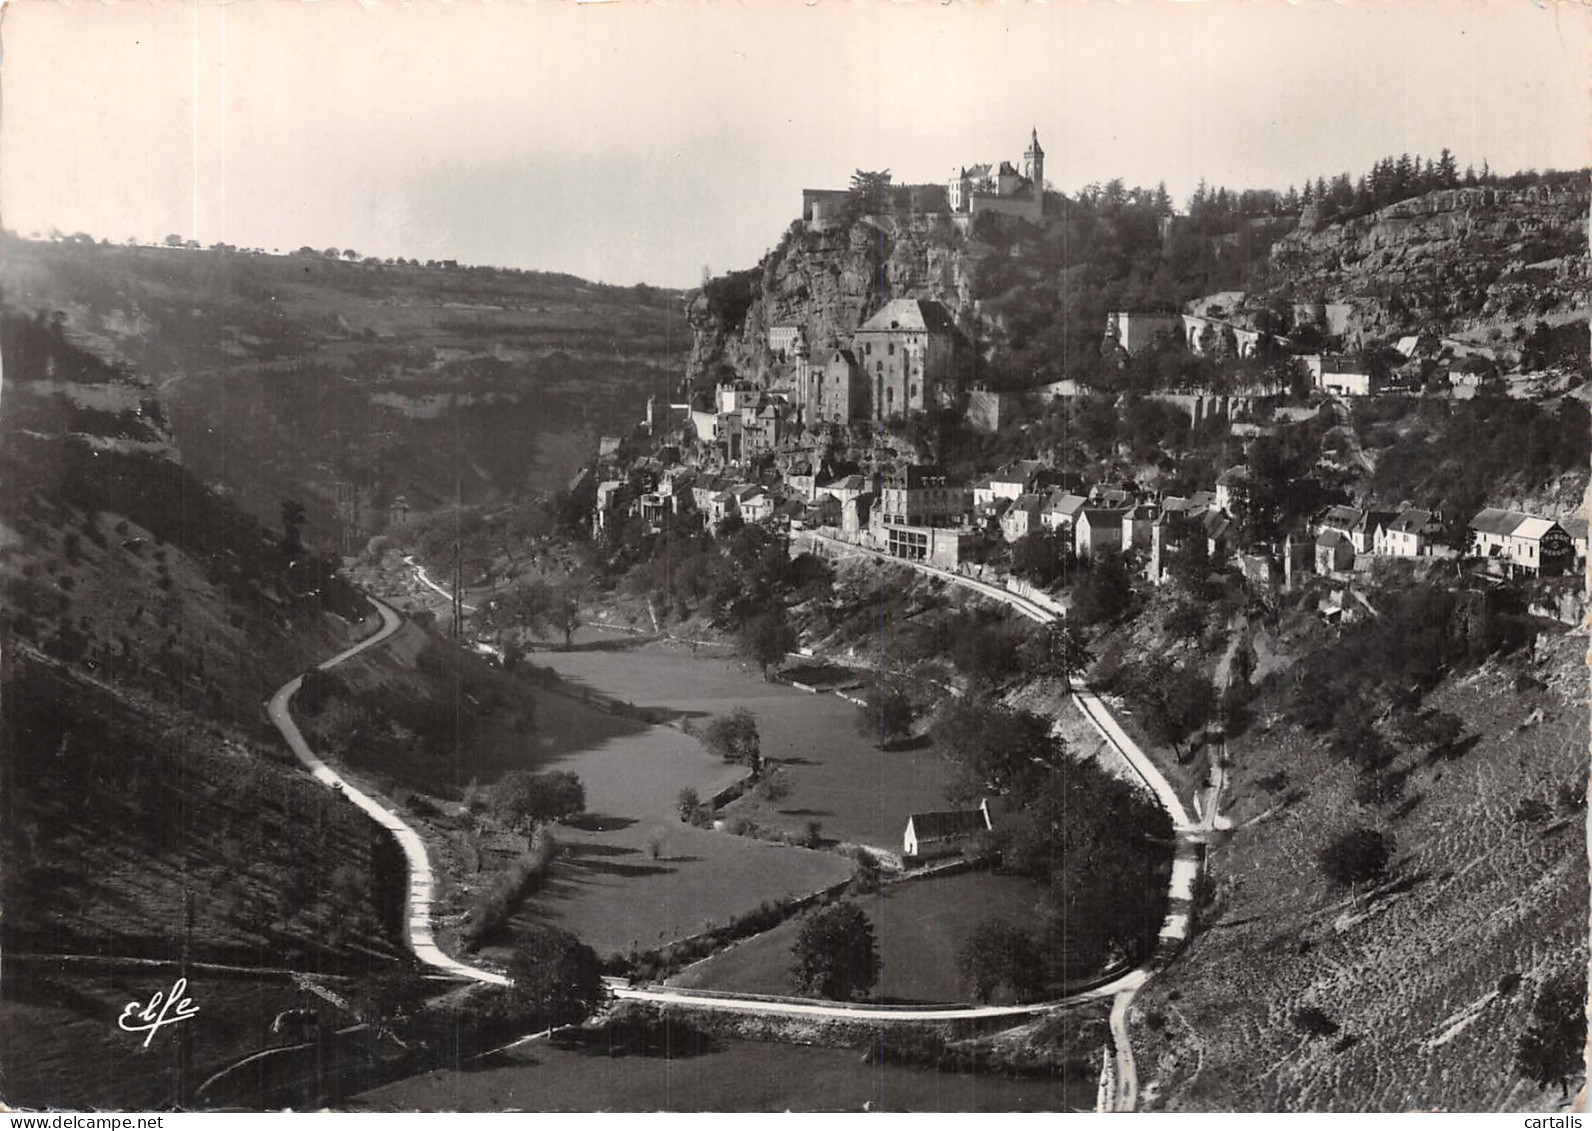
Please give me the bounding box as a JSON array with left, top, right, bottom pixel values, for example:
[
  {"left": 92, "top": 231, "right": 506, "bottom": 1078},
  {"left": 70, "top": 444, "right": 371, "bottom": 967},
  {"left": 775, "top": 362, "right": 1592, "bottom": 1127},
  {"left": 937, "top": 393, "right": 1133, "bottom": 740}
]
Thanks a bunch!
[
  {"left": 1469, "top": 508, "right": 1574, "bottom": 576},
  {"left": 1374, "top": 509, "right": 1443, "bottom": 557},
  {"left": 902, "top": 799, "right": 995, "bottom": 860}
]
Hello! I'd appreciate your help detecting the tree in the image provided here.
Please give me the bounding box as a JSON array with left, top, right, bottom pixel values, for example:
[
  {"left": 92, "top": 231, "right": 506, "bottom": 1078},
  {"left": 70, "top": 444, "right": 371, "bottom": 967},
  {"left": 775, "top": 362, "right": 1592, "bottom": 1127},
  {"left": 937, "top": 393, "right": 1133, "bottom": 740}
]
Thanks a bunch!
[
  {"left": 676, "top": 787, "right": 701, "bottom": 823},
  {"left": 1071, "top": 553, "right": 1132, "bottom": 626},
  {"left": 1011, "top": 530, "right": 1066, "bottom": 587},
  {"left": 698, "top": 707, "right": 761, "bottom": 777},
  {"left": 502, "top": 927, "right": 606, "bottom": 1030},
  {"left": 854, "top": 686, "right": 914, "bottom": 749},
  {"left": 1318, "top": 826, "right": 1394, "bottom": 888},
  {"left": 281, "top": 499, "right": 307, "bottom": 558},
  {"left": 847, "top": 169, "right": 893, "bottom": 217},
  {"left": 1516, "top": 972, "right": 1588, "bottom": 1097},
  {"left": 491, "top": 770, "right": 586, "bottom": 831},
  {"left": 737, "top": 608, "right": 795, "bottom": 680},
  {"left": 932, "top": 699, "right": 1056, "bottom": 801},
  {"left": 790, "top": 903, "right": 878, "bottom": 1001},
  {"left": 1131, "top": 659, "right": 1212, "bottom": 762},
  {"left": 958, "top": 919, "right": 1047, "bottom": 1003}
]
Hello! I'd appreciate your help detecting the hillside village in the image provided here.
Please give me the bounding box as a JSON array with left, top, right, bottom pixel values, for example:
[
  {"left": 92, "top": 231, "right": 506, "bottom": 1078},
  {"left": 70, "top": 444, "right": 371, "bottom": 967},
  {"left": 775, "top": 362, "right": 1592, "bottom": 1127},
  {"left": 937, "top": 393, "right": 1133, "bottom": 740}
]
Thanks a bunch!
[
  {"left": 586, "top": 198, "right": 1589, "bottom": 625},
  {"left": 5, "top": 120, "right": 1588, "bottom": 1114}
]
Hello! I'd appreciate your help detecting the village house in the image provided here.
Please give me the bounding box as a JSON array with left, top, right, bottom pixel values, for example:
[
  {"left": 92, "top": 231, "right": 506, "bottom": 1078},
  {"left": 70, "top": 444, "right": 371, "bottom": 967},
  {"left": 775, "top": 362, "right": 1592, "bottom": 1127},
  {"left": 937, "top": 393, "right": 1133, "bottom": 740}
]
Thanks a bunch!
[
  {"left": 1000, "top": 493, "right": 1045, "bottom": 543},
  {"left": 1202, "top": 509, "right": 1235, "bottom": 559},
  {"left": 1317, "top": 355, "right": 1376, "bottom": 397},
  {"left": 733, "top": 483, "right": 773, "bottom": 524},
  {"left": 1075, "top": 507, "right": 1127, "bottom": 559},
  {"left": 1105, "top": 311, "right": 1182, "bottom": 356},
  {"left": 1214, "top": 466, "right": 1249, "bottom": 515},
  {"left": 882, "top": 522, "right": 974, "bottom": 570},
  {"left": 784, "top": 464, "right": 818, "bottom": 503},
  {"left": 1041, "top": 490, "right": 1089, "bottom": 534},
  {"left": 1375, "top": 509, "right": 1444, "bottom": 557},
  {"left": 821, "top": 474, "right": 869, "bottom": 506},
  {"left": 1314, "top": 528, "right": 1356, "bottom": 574},
  {"left": 1469, "top": 508, "right": 1574, "bottom": 576},
  {"left": 1121, "top": 503, "right": 1159, "bottom": 552},
  {"left": 593, "top": 480, "right": 630, "bottom": 534},
  {"left": 797, "top": 346, "right": 868, "bottom": 425},
  {"left": 878, "top": 464, "right": 968, "bottom": 528},
  {"left": 1315, "top": 505, "right": 1391, "bottom": 555},
  {"left": 902, "top": 799, "right": 996, "bottom": 860},
  {"left": 1090, "top": 483, "right": 1137, "bottom": 510},
  {"left": 852, "top": 298, "right": 965, "bottom": 420},
  {"left": 1565, "top": 516, "right": 1589, "bottom": 568},
  {"left": 691, "top": 473, "right": 728, "bottom": 516}
]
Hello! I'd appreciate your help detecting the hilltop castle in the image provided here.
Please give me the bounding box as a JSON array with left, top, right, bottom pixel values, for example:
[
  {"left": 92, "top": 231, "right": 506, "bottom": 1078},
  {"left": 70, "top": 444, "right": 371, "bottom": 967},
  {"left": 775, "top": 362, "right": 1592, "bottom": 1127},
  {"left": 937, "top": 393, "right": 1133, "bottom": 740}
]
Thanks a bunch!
[
  {"left": 802, "top": 129, "right": 1048, "bottom": 229},
  {"left": 948, "top": 128, "right": 1045, "bottom": 223}
]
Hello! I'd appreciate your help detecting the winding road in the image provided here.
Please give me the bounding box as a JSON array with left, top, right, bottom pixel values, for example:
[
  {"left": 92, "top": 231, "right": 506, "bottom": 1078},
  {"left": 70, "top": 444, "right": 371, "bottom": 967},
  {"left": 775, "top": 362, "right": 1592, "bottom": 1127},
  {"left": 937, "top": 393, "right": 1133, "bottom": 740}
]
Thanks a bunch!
[
  {"left": 267, "top": 596, "right": 508, "bottom": 986},
  {"left": 270, "top": 548, "right": 1204, "bottom": 1103},
  {"left": 799, "top": 530, "right": 1209, "bottom": 1110}
]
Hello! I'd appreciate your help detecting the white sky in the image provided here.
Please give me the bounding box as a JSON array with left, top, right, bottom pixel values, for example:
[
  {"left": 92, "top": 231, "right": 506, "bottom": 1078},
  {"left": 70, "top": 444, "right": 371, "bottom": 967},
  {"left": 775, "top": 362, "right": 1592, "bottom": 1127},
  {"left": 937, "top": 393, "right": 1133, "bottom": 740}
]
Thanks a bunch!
[{"left": 2, "top": 0, "right": 1588, "bottom": 288}]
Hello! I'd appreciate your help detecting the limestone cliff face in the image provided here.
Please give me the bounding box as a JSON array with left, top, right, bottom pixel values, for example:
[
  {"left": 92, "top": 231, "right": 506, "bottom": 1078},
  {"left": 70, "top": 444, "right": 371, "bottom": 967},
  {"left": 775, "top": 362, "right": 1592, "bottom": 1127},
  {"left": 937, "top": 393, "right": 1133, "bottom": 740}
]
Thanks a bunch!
[
  {"left": 685, "top": 215, "right": 978, "bottom": 387},
  {"left": 1264, "top": 184, "right": 1590, "bottom": 339}
]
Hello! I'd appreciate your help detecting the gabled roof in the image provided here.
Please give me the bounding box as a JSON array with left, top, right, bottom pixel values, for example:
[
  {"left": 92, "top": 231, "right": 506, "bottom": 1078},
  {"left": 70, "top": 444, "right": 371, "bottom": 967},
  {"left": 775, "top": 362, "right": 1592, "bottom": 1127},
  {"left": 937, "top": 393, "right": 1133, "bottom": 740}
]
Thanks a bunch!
[
  {"left": 1319, "top": 504, "right": 1364, "bottom": 529},
  {"left": 1009, "top": 493, "right": 1044, "bottom": 514},
  {"left": 906, "top": 809, "right": 988, "bottom": 841},
  {"left": 1079, "top": 507, "right": 1126, "bottom": 527},
  {"left": 826, "top": 474, "right": 867, "bottom": 492},
  {"left": 1125, "top": 504, "right": 1160, "bottom": 520},
  {"left": 1386, "top": 509, "right": 1438, "bottom": 534},
  {"left": 857, "top": 298, "right": 961, "bottom": 337},
  {"left": 1470, "top": 507, "right": 1530, "bottom": 537},
  {"left": 1046, "top": 491, "right": 1089, "bottom": 517},
  {"left": 1316, "top": 529, "right": 1350, "bottom": 548},
  {"left": 1203, "top": 510, "right": 1233, "bottom": 538},
  {"left": 1512, "top": 516, "right": 1564, "bottom": 541}
]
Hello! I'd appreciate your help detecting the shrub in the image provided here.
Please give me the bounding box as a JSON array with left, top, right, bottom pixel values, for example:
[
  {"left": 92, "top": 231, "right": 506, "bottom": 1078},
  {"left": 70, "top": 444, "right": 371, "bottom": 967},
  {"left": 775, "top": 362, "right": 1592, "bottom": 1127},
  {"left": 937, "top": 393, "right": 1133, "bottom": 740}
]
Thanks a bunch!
[
  {"left": 1294, "top": 1006, "right": 1340, "bottom": 1037},
  {"left": 1319, "top": 827, "right": 1394, "bottom": 888},
  {"left": 460, "top": 828, "right": 558, "bottom": 949}
]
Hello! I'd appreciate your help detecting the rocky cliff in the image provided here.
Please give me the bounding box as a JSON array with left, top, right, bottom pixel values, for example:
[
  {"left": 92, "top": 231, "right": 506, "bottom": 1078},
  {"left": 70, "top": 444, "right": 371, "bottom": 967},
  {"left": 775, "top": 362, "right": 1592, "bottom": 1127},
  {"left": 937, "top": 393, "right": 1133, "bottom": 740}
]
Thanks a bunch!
[
  {"left": 685, "top": 214, "right": 980, "bottom": 388},
  {"left": 1263, "top": 182, "right": 1591, "bottom": 341}
]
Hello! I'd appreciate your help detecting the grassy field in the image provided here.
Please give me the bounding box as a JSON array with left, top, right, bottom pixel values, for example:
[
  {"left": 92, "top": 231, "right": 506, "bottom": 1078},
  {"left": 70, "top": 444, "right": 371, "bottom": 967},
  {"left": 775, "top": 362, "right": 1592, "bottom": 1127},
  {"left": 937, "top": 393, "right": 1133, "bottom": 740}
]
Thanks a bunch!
[
  {"left": 1131, "top": 629, "right": 1589, "bottom": 1111},
  {"left": 666, "top": 872, "right": 1052, "bottom": 1004},
  {"left": 352, "top": 1030, "right": 1095, "bottom": 1112},
  {"left": 534, "top": 640, "right": 958, "bottom": 852}
]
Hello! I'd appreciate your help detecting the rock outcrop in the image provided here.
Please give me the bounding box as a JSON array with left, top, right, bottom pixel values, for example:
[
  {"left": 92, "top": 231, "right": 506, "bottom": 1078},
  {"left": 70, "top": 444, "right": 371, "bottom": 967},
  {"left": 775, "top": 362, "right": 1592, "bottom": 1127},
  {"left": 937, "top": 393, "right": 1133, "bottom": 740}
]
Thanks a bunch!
[
  {"left": 685, "top": 215, "right": 979, "bottom": 388},
  {"left": 1264, "top": 182, "right": 1590, "bottom": 341}
]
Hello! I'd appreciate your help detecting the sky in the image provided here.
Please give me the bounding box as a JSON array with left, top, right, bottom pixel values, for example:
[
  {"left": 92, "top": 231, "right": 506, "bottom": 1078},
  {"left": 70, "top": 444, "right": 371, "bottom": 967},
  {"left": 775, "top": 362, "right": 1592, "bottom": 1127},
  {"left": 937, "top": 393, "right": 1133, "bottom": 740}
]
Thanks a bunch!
[{"left": 3, "top": 0, "right": 1588, "bottom": 288}]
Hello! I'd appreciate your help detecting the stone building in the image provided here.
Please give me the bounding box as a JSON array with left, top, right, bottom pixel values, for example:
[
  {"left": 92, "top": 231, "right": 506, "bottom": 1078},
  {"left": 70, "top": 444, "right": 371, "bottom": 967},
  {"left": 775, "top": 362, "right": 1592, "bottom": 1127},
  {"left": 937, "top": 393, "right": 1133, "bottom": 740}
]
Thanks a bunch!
[
  {"left": 852, "top": 298, "right": 965, "bottom": 420},
  {"left": 948, "top": 129, "right": 1046, "bottom": 224}
]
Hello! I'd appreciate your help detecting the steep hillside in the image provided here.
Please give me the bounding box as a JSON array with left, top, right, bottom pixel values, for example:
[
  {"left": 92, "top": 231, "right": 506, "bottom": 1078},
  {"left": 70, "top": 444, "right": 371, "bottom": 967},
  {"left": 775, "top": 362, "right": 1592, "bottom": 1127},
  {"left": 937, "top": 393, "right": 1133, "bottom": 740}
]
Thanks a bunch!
[
  {"left": 1125, "top": 621, "right": 1588, "bottom": 1111},
  {"left": 1264, "top": 178, "right": 1591, "bottom": 343},
  {"left": 685, "top": 214, "right": 976, "bottom": 387},
  {"left": 0, "top": 311, "right": 411, "bottom": 1108},
  {"left": 4, "top": 237, "right": 686, "bottom": 540},
  {"left": 688, "top": 173, "right": 1588, "bottom": 401}
]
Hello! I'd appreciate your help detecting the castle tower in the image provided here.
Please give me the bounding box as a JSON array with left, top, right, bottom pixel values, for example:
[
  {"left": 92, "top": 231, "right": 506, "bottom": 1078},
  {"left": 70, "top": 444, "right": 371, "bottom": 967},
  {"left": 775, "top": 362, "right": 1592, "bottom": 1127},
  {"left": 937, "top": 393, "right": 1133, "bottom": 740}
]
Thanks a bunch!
[{"left": 1024, "top": 128, "right": 1045, "bottom": 220}]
